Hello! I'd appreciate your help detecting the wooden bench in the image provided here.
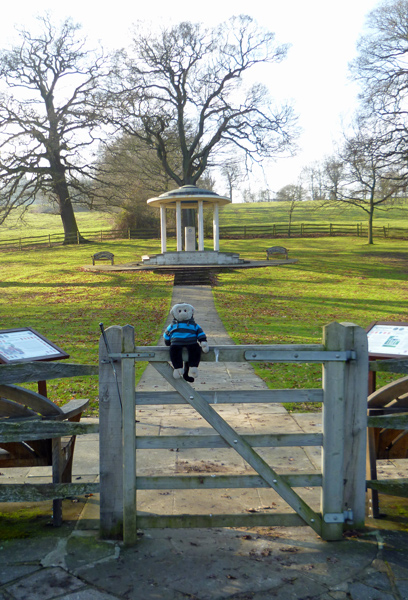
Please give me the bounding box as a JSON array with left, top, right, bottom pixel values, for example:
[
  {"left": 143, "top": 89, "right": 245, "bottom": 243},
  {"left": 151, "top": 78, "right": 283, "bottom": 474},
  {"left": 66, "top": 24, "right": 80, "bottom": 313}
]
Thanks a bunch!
[
  {"left": 266, "top": 246, "right": 288, "bottom": 260},
  {"left": 92, "top": 251, "right": 114, "bottom": 265},
  {"left": 0, "top": 362, "right": 95, "bottom": 525}
]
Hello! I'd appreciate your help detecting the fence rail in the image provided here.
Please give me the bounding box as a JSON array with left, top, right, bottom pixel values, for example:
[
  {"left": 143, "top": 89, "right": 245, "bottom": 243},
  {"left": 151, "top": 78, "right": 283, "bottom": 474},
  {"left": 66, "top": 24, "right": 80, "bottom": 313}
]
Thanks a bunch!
[
  {"left": 0, "top": 222, "right": 407, "bottom": 251},
  {"left": 0, "top": 227, "right": 163, "bottom": 250},
  {"left": 219, "top": 223, "right": 408, "bottom": 239},
  {"left": 1, "top": 342, "right": 408, "bottom": 538}
]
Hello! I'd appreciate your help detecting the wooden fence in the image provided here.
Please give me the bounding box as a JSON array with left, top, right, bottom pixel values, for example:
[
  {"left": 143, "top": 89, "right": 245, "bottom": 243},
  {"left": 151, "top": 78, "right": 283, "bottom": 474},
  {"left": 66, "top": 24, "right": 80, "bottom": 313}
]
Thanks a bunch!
[
  {"left": 219, "top": 223, "right": 408, "bottom": 239},
  {"left": 0, "top": 362, "right": 99, "bottom": 507},
  {"left": 1, "top": 330, "right": 408, "bottom": 545},
  {"left": 99, "top": 322, "right": 370, "bottom": 545},
  {"left": 0, "top": 222, "right": 407, "bottom": 251}
]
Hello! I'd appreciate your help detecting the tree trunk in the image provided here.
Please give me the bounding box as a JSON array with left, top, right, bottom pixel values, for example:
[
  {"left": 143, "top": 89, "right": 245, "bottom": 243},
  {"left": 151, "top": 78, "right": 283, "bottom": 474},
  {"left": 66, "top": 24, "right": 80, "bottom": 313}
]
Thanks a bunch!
[
  {"left": 368, "top": 204, "right": 374, "bottom": 245},
  {"left": 51, "top": 162, "right": 86, "bottom": 245},
  {"left": 60, "top": 197, "right": 85, "bottom": 245},
  {"left": 181, "top": 175, "right": 197, "bottom": 249}
]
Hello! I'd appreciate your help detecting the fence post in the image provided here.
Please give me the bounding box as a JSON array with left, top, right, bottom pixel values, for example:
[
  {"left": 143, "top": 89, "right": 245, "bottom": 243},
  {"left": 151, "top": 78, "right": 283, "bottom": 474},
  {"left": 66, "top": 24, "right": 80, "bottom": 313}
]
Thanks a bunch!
[
  {"left": 321, "top": 322, "right": 347, "bottom": 540},
  {"left": 321, "top": 322, "right": 368, "bottom": 539},
  {"left": 342, "top": 322, "right": 368, "bottom": 527},
  {"left": 99, "top": 325, "right": 125, "bottom": 539},
  {"left": 121, "top": 325, "right": 136, "bottom": 546}
]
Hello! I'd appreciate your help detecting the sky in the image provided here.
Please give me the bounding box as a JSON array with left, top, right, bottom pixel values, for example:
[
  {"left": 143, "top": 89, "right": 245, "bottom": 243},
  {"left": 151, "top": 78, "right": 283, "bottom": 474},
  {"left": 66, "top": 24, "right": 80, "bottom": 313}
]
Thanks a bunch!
[{"left": 1, "top": 0, "right": 382, "bottom": 200}]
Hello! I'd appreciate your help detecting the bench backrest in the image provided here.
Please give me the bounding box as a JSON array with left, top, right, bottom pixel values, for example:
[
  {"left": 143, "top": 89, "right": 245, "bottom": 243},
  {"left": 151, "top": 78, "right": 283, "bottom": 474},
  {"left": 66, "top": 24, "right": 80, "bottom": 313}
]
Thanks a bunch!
[
  {"left": 267, "top": 246, "right": 287, "bottom": 253},
  {"left": 267, "top": 246, "right": 288, "bottom": 255},
  {"left": 92, "top": 251, "right": 114, "bottom": 265}
]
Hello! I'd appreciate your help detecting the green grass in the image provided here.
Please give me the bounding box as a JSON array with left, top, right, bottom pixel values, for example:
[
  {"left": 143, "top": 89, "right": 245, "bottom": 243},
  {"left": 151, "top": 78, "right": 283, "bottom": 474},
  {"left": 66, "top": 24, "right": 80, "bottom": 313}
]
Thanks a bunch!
[
  {"left": 0, "top": 239, "right": 173, "bottom": 414},
  {"left": 219, "top": 198, "right": 408, "bottom": 228},
  {"left": 0, "top": 210, "right": 113, "bottom": 241},
  {"left": 213, "top": 237, "right": 408, "bottom": 411},
  {"left": 2, "top": 198, "right": 408, "bottom": 245},
  {"left": 1, "top": 209, "right": 407, "bottom": 415}
]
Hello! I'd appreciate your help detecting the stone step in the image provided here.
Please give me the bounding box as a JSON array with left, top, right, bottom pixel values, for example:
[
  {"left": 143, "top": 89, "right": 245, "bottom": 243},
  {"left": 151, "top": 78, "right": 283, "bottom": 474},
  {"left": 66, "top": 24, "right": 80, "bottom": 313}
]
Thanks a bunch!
[{"left": 174, "top": 269, "right": 216, "bottom": 286}]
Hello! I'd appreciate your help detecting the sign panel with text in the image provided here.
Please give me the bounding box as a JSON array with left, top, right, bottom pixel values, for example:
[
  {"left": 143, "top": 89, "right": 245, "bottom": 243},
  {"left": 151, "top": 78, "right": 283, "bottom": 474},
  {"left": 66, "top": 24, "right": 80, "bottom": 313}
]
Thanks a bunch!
[
  {"left": 0, "top": 328, "right": 69, "bottom": 364},
  {"left": 367, "top": 321, "right": 408, "bottom": 359}
]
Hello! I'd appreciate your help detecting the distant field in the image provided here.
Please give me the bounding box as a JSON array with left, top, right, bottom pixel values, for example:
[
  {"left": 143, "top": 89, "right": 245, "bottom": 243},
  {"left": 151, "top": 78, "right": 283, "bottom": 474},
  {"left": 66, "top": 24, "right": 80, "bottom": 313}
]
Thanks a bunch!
[
  {"left": 219, "top": 199, "right": 408, "bottom": 228},
  {"left": 1, "top": 199, "right": 408, "bottom": 243},
  {"left": 0, "top": 211, "right": 113, "bottom": 241}
]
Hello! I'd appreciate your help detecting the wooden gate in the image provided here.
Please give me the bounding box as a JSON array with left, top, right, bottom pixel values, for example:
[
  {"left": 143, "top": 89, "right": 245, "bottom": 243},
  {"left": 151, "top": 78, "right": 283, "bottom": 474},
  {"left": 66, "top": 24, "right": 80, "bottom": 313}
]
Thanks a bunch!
[{"left": 99, "top": 322, "right": 369, "bottom": 545}]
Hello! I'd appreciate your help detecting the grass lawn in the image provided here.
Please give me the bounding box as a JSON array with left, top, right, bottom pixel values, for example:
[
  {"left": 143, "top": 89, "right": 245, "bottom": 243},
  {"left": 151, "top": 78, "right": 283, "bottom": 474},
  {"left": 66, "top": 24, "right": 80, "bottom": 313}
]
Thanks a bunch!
[
  {"left": 213, "top": 236, "right": 408, "bottom": 410},
  {"left": 0, "top": 215, "right": 407, "bottom": 414},
  {"left": 0, "top": 239, "right": 173, "bottom": 414},
  {"left": 219, "top": 198, "right": 408, "bottom": 228}
]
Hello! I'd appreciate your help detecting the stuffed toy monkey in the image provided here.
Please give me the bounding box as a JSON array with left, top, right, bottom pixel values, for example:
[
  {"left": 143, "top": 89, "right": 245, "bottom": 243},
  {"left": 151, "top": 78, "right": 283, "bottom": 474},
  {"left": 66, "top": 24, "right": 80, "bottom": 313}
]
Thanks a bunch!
[{"left": 164, "top": 303, "right": 209, "bottom": 381}]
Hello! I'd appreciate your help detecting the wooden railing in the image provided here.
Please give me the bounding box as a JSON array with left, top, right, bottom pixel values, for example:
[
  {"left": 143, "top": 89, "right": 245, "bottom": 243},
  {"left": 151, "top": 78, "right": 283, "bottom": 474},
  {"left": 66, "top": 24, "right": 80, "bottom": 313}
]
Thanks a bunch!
[
  {"left": 99, "top": 322, "right": 369, "bottom": 545},
  {"left": 0, "top": 222, "right": 407, "bottom": 250}
]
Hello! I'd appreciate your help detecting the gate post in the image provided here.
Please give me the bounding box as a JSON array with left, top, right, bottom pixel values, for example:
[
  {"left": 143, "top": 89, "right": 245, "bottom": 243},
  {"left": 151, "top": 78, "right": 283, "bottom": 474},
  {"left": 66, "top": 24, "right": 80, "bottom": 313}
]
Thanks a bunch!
[
  {"left": 321, "top": 322, "right": 368, "bottom": 540},
  {"left": 322, "top": 322, "right": 347, "bottom": 540},
  {"left": 341, "top": 323, "right": 368, "bottom": 528},
  {"left": 99, "top": 326, "right": 125, "bottom": 539},
  {"left": 121, "top": 325, "right": 136, "bottom": 546}
]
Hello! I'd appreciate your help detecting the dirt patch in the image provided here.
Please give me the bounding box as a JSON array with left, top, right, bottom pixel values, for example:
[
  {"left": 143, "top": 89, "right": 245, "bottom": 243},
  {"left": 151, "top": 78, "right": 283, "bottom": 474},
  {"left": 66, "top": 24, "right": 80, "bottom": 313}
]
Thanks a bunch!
[{"left": 175, "top": 459, "right": 230, "bottom": 473}]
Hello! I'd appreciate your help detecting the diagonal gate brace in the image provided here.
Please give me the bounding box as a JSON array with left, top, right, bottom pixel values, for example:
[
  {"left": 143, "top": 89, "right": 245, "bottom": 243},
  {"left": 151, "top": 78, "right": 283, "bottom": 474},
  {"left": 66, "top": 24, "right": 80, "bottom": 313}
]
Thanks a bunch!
[{"left": 152, "top": 362, "right": 323, "bottom": 536}]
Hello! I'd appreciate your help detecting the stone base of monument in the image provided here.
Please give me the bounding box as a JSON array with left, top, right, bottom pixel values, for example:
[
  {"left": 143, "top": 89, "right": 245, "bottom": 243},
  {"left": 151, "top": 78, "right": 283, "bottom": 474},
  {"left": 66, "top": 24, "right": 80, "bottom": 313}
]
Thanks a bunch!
[{"left": 141, "top": 251, "right": 247, "bottom": 266}]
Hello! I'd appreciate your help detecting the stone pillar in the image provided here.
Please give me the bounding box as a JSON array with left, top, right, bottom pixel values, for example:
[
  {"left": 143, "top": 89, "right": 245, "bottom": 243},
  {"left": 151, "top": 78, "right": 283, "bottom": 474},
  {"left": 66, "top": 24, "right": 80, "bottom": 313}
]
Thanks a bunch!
[
  {"left": 198, "top": 200, "right": 204, "bottom": 251},
  {"left": 213, "top": 202, "right": 219, "bottom": 251},
  {"left": 176, "top": 201, "right": 182, "bottom": 251},
  {"left": 160, "top": 205, "right": 167, "bottom": 253}
]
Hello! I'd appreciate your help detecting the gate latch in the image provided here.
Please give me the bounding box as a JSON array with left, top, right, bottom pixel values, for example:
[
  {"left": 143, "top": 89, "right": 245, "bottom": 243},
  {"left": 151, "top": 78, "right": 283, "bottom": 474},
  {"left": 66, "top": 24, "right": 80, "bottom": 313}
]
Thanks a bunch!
[{"left": 323, "top": 509, "right": 353, "bottom": 523}]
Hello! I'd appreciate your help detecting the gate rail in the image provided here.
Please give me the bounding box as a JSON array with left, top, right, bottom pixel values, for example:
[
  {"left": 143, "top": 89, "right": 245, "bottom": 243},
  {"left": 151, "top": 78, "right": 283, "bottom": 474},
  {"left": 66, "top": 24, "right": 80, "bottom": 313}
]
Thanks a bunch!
[{"left": 99, "top": 322, "right": 369, "bottom": 545}]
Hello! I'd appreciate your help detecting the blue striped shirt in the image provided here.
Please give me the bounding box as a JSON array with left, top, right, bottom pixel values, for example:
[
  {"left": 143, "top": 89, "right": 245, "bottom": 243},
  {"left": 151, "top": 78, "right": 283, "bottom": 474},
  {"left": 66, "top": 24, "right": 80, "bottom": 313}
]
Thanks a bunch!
[{"left": 164, "top": 320, "right": 207, "bottom": 346}]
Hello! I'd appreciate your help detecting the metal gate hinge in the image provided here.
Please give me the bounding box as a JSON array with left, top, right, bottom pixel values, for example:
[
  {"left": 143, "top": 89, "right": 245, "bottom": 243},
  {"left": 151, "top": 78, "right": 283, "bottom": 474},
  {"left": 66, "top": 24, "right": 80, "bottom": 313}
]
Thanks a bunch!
[{"left": 323, "top": 509, "right": 353, "bottom": 523}]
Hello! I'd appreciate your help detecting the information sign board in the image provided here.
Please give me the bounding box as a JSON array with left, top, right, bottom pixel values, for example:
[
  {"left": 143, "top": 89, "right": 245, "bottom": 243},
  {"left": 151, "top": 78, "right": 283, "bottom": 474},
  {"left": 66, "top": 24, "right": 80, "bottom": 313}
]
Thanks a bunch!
[
  {"left": 367, "top": 321, "right": 408, "bottom": 359},
  {"left": 0, "top": 327, "right": 69, "bottom": 364}
]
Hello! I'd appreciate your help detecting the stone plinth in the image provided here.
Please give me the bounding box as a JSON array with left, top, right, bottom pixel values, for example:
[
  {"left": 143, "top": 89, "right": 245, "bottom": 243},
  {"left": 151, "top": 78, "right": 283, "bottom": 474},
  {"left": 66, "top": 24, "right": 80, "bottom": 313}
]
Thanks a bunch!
[{"left": 141, "top": 251, "right": 246, "bottom": 266}]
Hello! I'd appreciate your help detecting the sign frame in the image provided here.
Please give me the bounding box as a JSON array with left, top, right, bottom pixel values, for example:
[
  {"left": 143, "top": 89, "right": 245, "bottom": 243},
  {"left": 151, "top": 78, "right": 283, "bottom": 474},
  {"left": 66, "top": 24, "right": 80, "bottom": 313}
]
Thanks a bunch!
[{"left": 0, "top": 327, "right": 69, "bottom": 364}]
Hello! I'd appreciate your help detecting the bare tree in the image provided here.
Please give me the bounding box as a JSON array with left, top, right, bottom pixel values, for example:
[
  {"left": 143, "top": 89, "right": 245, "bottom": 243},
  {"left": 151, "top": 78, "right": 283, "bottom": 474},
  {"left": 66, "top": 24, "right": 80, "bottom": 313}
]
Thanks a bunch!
[
  {"left": 323, "top": 122, "right": 407, "bottom": 243},
  {"left": 0, "top": 15, "right": 108, "bottom": 243},
  {"left": 220, "top": 160, "right": 244, "bottom": 201},
  {"left": 302, "top": 162, "right": 326, "bottom": 200},
  {"left": 105, "top": 15, "right": 298, "bottom": 227},
  {"left": 93, "top": 134, "right": 174, "bottom": 232},
  {"left": 276, "top": 183, "right": 305, "bottom": 235},
  {"left": 350, "top": 0, "right": 408, "bottom": 162}
]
